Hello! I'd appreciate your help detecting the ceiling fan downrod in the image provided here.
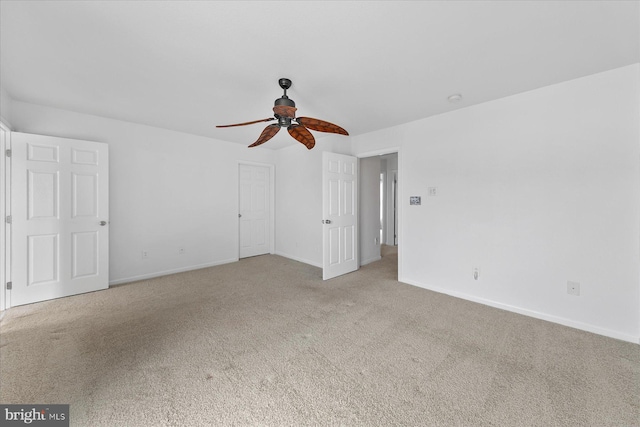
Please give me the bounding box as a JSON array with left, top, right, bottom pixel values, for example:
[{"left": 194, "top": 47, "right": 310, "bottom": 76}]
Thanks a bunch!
[
  {"left": 274, "top": 78, "right": 296, "bottom": 126},
  {"left": 278, "top": 78, "right": 292, "bottom": 94}
]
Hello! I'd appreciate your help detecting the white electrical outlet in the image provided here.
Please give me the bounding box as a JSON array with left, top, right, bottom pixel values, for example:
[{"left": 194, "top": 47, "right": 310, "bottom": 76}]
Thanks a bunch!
[
  {"left": 178, "top": 247, "right": 185, "bottom": 255},
  {"left": 567, "top": 281, "right": 580, "bottom": 296},
  {"left": 473, "top": 267, "right": 480, "bottom": 280},
  {"left": 428, "top": 187, "right": 437, "bottom": 196},
  {"left": 142, "top": 250, "right": 148, "bottom": 259}
]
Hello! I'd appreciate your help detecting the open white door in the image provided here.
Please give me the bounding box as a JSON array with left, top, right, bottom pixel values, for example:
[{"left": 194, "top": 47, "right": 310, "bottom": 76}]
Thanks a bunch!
[
  {"left": 392, "top": 170, "right": 398, "bottom": 246},
  {"left": 239, "top": 164, "right": 271, "bottom": 258},
  {"left": 10, "top": 132, "right": 109, "bottom": 307},
  {"left": 322, "top": 152, "right": 358, "bottom": 280}
]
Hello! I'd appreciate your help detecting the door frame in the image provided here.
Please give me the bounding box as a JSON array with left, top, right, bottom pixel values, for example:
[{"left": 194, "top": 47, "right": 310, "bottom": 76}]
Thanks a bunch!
[
  {"left": 0, "top": 121, "right": 11, "bottom": 313},
  {"left": 356, "top": 147, "right": 401, "bottom": 280},
  {"left": 237, "top": 161, "right": 275, "bottom": 258},
  {"left": 380, "top": 170, "right": 386, "bottom": 245},
  {"left": 391, "top": 169, "right": 398, "bottom": 246}
]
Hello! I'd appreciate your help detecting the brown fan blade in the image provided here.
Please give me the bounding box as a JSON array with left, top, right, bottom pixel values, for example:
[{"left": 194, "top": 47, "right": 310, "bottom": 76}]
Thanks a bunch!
[
  {"left": 288, "top": 124, "right": 315, "bottom": 150},
  {"left": 297, "top": 117, "right": 348, "bottom": 135},
  {"left": 248, "top": 124, "right": 280, "bottom": 148},
  {"left": 216, "top": 118, "right": 275, "bottom": 128}
]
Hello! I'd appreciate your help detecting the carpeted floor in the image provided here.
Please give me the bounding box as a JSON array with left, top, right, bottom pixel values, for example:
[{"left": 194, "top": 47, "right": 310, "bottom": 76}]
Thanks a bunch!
[{"left": 1, "top": 246, "right": 638, "bottom": 426}]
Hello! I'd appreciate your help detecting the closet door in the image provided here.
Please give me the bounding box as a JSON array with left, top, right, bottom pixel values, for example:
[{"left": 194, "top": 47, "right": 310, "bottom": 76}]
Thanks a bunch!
[{"left": 239, "top": 164, "right": 271, "bottom": 259}]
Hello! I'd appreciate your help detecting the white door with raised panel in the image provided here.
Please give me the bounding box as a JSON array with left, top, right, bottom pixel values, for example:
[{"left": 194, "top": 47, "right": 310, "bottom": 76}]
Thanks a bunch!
[
  {"left": 239, "top": 164, "right": 271, "bottom": 258},
  {"left": 322, "top": 152, "right": 358, "bottom": 280},
  {"left": 10, "top": 132, "right": 109, "bottom": 307}
]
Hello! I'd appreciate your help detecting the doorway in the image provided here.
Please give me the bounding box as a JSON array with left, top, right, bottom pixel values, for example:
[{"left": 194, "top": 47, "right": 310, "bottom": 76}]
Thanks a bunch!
[{"left": 358, "top": 150, "right": 399, "bottom": 276}]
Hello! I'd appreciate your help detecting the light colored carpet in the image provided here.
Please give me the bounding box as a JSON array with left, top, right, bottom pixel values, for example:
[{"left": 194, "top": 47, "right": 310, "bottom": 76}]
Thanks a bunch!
[{"left": 1, "top": 246, "right": 638, "bottom": 426}]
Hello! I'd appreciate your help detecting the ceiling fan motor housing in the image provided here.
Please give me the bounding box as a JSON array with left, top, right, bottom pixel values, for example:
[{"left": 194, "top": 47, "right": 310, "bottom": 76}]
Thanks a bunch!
[
  {"left": 274, "top": 96, "right": 295, "bottom": 108},
  {"left": 273, "top": 96, "right": 297, "bottom": 127},
  {"left": 277, "top": 115, "right": 292, "bottom": 127}
]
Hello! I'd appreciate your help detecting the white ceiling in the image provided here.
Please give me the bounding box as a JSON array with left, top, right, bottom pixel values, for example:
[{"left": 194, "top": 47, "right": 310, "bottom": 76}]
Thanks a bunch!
[{"left": 1, "top": 1, "right": 638, "bottom": 150}]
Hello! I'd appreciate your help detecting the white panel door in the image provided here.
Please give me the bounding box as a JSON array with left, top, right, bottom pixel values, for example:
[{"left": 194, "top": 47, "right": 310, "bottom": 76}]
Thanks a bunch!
[
  {"left": 322, "top": 152, "right": 358, "bottom": 280},
  {"left": 11, "top": 132, "right": 109, "bottom": 306},
  {"left": 239, "top": 164, "right": 270, "bottom": 258}
]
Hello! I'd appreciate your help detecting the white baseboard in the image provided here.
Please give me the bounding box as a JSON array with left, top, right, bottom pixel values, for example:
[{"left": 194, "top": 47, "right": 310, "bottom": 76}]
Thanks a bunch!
[
  {"left": 399, "top": 276, "right": 639, "bottom": 345},
  {"left": 274, "top": 251, "right": 322, "bottom": 268},
  {"left": 109, "top": 258, "right": 238, "bottom": 286},
  {"left": 360, "top": 255, "right": 382, "bottom": 266}
]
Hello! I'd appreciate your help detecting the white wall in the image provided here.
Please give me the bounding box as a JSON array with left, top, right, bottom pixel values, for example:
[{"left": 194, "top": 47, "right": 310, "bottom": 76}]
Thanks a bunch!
[
  {"left": 9, "top": 101, "right": 276, "bottom": 284},
  {"left": 352, "top": 64, "right": 640, "bottom": 343},
  {"left": 359, "top": 156, "right": 381, "bottom": 265},
  {"left": 0, "top": 86, "right": 12, "bottom": 127},
  {"left": 275, "top": 135, "right": 351, "bottom": 268}
]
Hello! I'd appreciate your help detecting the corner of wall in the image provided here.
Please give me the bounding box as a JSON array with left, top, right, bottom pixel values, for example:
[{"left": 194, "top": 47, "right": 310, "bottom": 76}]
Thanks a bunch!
[{"left": 0, "top": 86, "right": 13, "bottom": 129}]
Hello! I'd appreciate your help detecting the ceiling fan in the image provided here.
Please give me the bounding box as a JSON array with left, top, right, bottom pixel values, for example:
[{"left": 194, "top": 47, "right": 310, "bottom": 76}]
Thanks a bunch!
[{"left": 216, "top": 78, "right": 349, "bottom": 149}]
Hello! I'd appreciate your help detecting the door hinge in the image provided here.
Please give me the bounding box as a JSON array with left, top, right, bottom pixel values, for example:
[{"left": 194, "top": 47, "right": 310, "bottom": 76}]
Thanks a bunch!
[
  {"left": 6, "top": 282, "right": 12, "bottom": 290},
  {"left": 5, "top": 215, "right": 11, "bottom": 224},
  {"left": 5, "top": 149, "right": 11, "bottom": 157}
]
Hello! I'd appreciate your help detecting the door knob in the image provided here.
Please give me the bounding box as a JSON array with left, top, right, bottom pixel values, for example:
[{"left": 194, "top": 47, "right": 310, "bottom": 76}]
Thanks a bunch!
[
  {"left": 100, "top": 221, "right": 107, "bottom": 226},
  {"left": 322, "top": 219, "right": 332, "bottom": 224}
]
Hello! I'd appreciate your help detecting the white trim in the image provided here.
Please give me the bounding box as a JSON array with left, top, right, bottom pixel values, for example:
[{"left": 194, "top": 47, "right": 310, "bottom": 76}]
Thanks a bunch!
[
  {"left": 380, "top": 170, "right": 387, "bottom": 245},
  {"left": 0, "top": 123, "right": 6, "bottom": 313},
  {"left": 109, "top": 258, "right": 238, "bottom": 286},
  {"left": 397, "top": 149, "right": 403, "bottom": 281},
  {"left": 275, "top": 251, "right": 322, "bottom": 268},
  {"left": 399, "top": 276, "right": 639, "bottom": 344},
  {"left": 355, "top": 147, "right": 401, "bottom": 159},
  {"left": 356, "top": 156, "right": 361, "bottom": 269},
  {"left": 237, "top": 160, "right": 276, "bottom": 255},
  {"left": 390, "top": 169, "right": 398, "bottom": 246},
  {"left": 0, "top": 124, "right": 8, "bottom": 311}
]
